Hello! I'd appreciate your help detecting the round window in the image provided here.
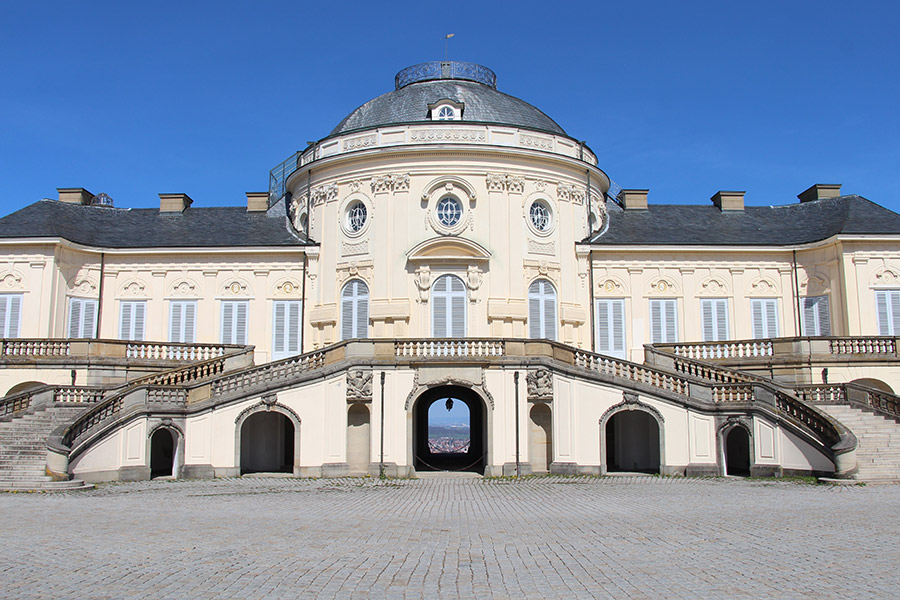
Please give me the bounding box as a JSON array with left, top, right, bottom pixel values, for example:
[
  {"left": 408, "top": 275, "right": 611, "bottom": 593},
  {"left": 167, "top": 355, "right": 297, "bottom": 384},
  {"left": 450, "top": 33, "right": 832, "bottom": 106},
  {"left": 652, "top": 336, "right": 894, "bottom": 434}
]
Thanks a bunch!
[
  {"left": 346, "top": 201, "right": 367, "bottom": 233},
  {"left": 437, "top": 106, "right": 455, "bottom": 120},
  {"left": 436, "top": 196, "right": 462, "bottom": 227},
  {"left": 530, "top": 200, "right": 552, "bottom": 232}
]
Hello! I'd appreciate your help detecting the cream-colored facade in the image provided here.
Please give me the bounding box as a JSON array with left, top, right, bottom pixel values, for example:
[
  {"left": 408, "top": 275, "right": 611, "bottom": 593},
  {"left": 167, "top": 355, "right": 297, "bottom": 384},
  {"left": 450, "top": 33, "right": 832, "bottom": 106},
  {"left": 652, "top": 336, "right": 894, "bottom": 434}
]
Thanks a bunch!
[{"left": 1, "top": 61, "right": 899, "bottom": 486}]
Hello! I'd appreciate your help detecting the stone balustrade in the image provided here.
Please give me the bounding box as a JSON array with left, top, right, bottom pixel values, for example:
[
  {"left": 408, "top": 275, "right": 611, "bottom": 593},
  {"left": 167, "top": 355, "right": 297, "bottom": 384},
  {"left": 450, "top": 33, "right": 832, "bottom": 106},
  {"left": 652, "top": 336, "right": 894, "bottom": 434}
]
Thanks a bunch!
[{"left": 798, "top": 383, "right": 900, "bottom": 421}]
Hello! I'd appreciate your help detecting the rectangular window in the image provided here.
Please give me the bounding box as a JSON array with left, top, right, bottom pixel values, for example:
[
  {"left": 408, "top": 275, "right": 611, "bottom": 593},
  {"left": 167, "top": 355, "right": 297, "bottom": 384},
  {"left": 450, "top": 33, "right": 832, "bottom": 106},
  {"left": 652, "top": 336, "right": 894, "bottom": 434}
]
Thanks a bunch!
[
  {"left": 875, "top": 290, "right": 900, "bottom": 336},
  {"left": 220, "top": 300, "right": 249, "bottom": 345},
  {"left": 118, "top": 301, "right": 146, "bottom": 341},
  {"left": 801, "top": 296, "right": 831, "bottom": 336},
  {"left": 0, "top": 294, "right": 22, "bottom": 338},
  {"left": 169, "top": 300, "right": 197, "bottom": 344},
  {"left": 68, "top": 297, "right": 98, "bottom": 339},
  {"left": 701, "top": 298, "right": 729, "bottom": 342},
  {"left": 649, "top": 299, "right": 678, "bottom": 344},
  {"left": 751, "top": 298, "right": 779, "bottom": 339},
  {"left": 595, "top": 298, "right": 626, "bottom": 359},
  {"left": 273, "top": 300, "right": 302, "bottom": 360}
]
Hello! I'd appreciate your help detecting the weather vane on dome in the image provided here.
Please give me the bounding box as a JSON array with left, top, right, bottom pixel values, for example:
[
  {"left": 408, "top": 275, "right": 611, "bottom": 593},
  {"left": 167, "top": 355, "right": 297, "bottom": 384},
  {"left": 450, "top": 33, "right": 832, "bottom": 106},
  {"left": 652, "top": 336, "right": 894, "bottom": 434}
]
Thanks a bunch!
[{"left": 444, "top": 33, "right": 454, "bottom": 61}]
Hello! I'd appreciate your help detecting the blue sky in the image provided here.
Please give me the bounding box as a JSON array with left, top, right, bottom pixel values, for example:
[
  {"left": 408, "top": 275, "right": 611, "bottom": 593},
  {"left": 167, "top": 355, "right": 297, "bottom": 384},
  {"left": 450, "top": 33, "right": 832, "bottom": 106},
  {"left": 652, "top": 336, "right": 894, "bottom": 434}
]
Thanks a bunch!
[
  {"left": 1, "top": 1, "right": 898, "bottom": 214},
  {"left": 429, "top": 399, "right": 470, "bottom": 427}
]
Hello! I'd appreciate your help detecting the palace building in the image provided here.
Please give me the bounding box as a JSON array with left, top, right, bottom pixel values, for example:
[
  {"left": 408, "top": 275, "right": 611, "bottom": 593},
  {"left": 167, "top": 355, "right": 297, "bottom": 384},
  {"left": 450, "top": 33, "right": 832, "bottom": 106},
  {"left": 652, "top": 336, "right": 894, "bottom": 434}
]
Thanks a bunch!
[{"left": 1, "top": 61, "right": 899, "bottom": 488}]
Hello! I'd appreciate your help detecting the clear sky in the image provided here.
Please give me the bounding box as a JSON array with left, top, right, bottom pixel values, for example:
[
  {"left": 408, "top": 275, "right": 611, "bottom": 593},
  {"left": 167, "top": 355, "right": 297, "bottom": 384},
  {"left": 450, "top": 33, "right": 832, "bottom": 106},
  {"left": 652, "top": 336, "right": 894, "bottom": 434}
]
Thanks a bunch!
[{"left": 1, "top": 1, "right": 898, "bottom": 215}]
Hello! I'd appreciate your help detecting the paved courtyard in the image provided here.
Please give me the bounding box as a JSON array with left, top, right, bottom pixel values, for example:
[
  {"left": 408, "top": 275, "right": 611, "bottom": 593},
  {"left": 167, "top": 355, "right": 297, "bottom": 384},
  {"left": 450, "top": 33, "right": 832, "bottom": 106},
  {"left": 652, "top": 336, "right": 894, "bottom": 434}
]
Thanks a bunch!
[{"left": 1, "top": 475, "right": 898, "bottom": 599}]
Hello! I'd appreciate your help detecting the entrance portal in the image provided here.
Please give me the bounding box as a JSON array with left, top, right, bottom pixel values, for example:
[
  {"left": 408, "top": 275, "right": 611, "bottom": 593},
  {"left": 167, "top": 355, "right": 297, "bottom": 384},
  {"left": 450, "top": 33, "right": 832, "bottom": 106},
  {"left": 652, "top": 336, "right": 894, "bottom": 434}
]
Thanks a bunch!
[
  {"left": 413, "top": 386, "right": 486, "bottom": 474},
  {"left": 724, "top": 426, "right": 751, "bottom": 476},
  {"left": 240, "top": 411, "right": 294, "bottom": 474},
  {"left": 605, "top": 410, "right": 660, "bottom": 474},
  {"left": 150, "top": 428, "right": 175, "bottom": 478}
]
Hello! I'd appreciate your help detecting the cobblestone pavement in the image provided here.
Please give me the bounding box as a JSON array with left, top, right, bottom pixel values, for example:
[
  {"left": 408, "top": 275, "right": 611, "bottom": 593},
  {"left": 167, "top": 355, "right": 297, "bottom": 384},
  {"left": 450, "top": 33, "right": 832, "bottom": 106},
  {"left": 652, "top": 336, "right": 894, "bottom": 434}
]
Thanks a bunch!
[{"left": 1, "top": 475, "right": 899, "bottom": 599}]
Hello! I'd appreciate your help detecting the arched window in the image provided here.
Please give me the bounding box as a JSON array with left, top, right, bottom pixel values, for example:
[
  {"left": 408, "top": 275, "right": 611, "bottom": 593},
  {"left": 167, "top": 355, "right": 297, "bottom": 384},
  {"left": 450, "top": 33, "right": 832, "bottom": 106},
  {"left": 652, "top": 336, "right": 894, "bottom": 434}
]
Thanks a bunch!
[
  {"left": 432, "top": 275, "right": 466, "bottom": 337},
  {"left": 528, "top": 279, "right": 557, "bottom": 340},
  {"left": 341, "top": 280, "right": 369, "bottom": 340}
]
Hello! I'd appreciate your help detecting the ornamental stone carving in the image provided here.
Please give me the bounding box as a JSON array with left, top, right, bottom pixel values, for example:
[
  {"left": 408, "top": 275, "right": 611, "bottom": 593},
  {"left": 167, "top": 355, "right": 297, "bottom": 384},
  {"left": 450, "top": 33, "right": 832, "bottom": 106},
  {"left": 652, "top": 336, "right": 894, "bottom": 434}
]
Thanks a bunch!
[
  {"left": 875, "top": 269, "right": 900, "bottom": 286},
  {"left": 415, "top": 266, "right": 431, "bottom": 303},
  {"left": 311, "top": 183, "right": 338, "bottom": 205},
  {"left": 170, "top": 280, "right": 198, "bottom": 297},
  {"left": 486, "top": 173, "right": 525, "bottom": 193},
  {"left": 527, "top": 369, "right": 553, "bottom": 401},
  {"left": 527, "top": 240, "right": 555, "bottom": 256},
  {"left": 557, "top": 182, "right": 586, "bottom": 204},
  {"left": 342, "top": 240, "right": 369, "bottom": 256},
  {"left": 371, "top": 173, "right": 410, "bottom": 193},
  {"left": 466, "top": 266, "right": 483, "bottom": 303},
  {"left": 699, "top": 276, "right": 729, "bottom": 295},
  {"left": 274, "top": 279, "right": 302, "bottom": 298},
  {"left": 410, "top": 129, "right": 486, "bottom": 143},
  {"left": 519, "top": 133, "right": 553, "bottom": 150},
  {"left": 748, "top": 277, "right": 779, "bottom": 296},
  {"left": 0, "top": 272, "right": 22, "bottom": 290},
  {"left": 344, "top": 134, "right": 377, "bottom": 151},
  {"left": 590, "top": 194, "right": 608, "bottom": 233},
  {"left": 346, "top": 369, "right": 373, "bottom": 402},
  {"left": 120, "top": 280, "right": 147, "bottom": 297}
]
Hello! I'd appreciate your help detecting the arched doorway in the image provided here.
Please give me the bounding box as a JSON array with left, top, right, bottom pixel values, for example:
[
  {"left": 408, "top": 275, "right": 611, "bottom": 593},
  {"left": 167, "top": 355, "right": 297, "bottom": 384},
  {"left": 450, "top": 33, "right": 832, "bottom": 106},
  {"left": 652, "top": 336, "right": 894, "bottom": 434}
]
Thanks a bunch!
[
  {"left": 529, "top": 403, "right": 553, "bottom": 473},
  {"left": 412, "top": 386, "right": 486, "bottom": 474},
  {"left": 347, "top": 404, "right": 371, "bottom": 475},
  {"left": 605, "top": 410, "right": 661, "bottom": 474},
  {"left": 150, "top": 428, "right": 175, "bottom": 478},
  {"left": 724, "top": 426, "right": 751, "bottom": 476},
  {"left": 240, "top": 411, "right": 295, "bottom": 474}
]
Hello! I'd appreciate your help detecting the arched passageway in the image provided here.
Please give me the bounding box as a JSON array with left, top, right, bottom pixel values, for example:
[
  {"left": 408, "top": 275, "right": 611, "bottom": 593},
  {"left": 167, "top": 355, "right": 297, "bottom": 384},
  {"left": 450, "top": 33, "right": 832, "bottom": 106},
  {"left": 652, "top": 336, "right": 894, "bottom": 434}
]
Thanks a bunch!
[
  {"left": 605, "top": 410, "right": 660, "bottom": 474},
  {"left": 347, "top": 404, "right": 371, "bottom": 475},
  {"left": 724, "top": 427, "right": 751, "bottom": 476},
  {"left": 412, "top": 386, "right": 486, "bottom": 474},
  {"left": 529, "top": 403, "right": 553, "bottom": 473},
  {"left": 150, "top": 428, "right": 175, "bottom": 478},
  {"left": 851, "top": 378, "right": 894, "bottom": 394},
  {"left": 240, "top": 411, "right": 294, "bottom": 474}
]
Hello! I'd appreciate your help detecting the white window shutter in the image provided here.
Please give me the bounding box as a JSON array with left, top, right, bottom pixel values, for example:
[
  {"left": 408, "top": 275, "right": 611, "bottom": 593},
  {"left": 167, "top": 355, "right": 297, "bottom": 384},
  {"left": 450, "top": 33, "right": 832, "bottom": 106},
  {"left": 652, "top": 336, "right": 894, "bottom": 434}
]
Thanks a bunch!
[
  {"left": 183, "top": 302, "right": 196, "bottom": 343},
  {"left": 701, "top": 300, "right": 714, "bottom": 341},
  {"left": 341, "top": 281, "right": 368, "bottom": 340},
  {"left": 235, "top": 302, "right": 248, "bottom": 345},
  {"left": 543, "top": 283, "right": 557, "bottom": 341},
  {"left": 891, "top": 291, "right": 900, "bottom": 337},
  {"left": 83, "top": 300, "right": 97, "bottom": 339},
  {"left": 765, "top": 299, "right": 779, "bottom": 338},
  {"left": 68, "top": 299, "right": 82, "bottom": 338},
  {"left": 802, "top": 297, "right": 817, "bottom": 336},
  {"left": 816, "top": 296, "right": 830, "bottom": 336},
  {"left": 595, "top": 299, "right": 625, "bottom": 358},
  {"left": 221, "top": 302, "right": 234, "bottom": 344},
  {"left": 596, "top": 299, "right": 610, "bottom": 353},
  {"left": 287, "top": 301, "right": 300, "bottom": 352},
  {"left": 2, "top": 295, "right": 21, "bottom": 338},
  {"left": 0, "top": 297, "right": 7, "bottom": 338},
  {"left": 356, "top": 284, "right": 369, "bottom": 339},
  {"left": 702, "top": 299, "right": 729, "bottom": 342},
  {"left": 431, "top": 275, "right": 466, "bottom": 338},
  {"left": 751, "top": 299, "right": 764, "bottom": 338},
  {"left": 650, "top": 300, "right": 662, "bottom": 344},
  {"left": 664, "top": 300, "right": 677, "bottom": 342},
  {"left": 528, "top": 281, "right": 542, "bottom": 339},
  {"left": 119, "top": 302, "right": 132, "bottom": 340},
  {"left": 170, "top": 302, "right": 183, "bottom": 343},
  {"left": 432, "top": 286, "right": 447, "bottom": 337},
  {"left": 273, "top": 302, "right": 286, "bottom": 354},
  {"left": 133, "top": 302, "right": 145, "bottom": 341},
  {"left": 611, "top": 300, "right": 625, "bottom": 356},
  {"left": 715, "top": 299, "right": 729, "bottom": 341}
]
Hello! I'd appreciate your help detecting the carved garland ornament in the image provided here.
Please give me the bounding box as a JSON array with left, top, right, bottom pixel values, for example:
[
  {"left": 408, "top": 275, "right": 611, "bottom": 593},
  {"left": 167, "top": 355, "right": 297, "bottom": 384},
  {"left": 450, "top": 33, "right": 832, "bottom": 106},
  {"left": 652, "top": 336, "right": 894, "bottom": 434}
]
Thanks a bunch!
[
  {"left": 346, "top": 369, "right": 373, "bottom": 402},
  {"left": 599, "top": 392, "right": 665, "bottom": 425},
  {"left": 486, "top": 173, "right": 525, "bottom": 193},
  {"left": 371, "top": 173, "right": 410, "bottom": 193},
  {"left": 527, "top": 369, "right": 553, "bottom": 401}
]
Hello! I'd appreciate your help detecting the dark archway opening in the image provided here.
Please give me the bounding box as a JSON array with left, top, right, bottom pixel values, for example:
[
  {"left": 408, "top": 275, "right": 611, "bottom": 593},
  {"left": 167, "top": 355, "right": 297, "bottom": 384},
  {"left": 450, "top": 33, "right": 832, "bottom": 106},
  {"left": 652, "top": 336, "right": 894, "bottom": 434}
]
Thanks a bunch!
[
  {"left": 725, "top": 427, "right": 751, "bottom": 476},
  {"left": 150, "top": 428, "right": 175, "bottom": 478},
  {"left": 413, "top": 385, "right": 486, "bottom": 474},
  {"left": 605, "top": 410, "right": 660, "bottom": 474},
  {"left": 240, "top": 411, "right": 294, "bottom": 474}
]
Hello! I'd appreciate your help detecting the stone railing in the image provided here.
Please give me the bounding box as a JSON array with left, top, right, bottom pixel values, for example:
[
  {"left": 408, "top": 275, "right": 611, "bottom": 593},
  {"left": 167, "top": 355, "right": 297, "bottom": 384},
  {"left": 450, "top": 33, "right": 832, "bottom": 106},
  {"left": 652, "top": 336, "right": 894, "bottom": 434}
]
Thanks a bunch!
[
  {"left": 667, "top": 340, "right": 773, "bottom": 360},
  {"left": 712, "top": 385, "right": 755, "bottom": 403},
  {"left": 828, "top": 337, "right": 896, "bottom": 355},
  {"left": 147, "top": 387, "right": 189, "bottom": 404},
  {"left": 395, "top": 340, "right": 506, "bottom": 358},
  {"left": 0, "top": 339, "right": 70, "bottom": 357},
  {"left": 211, "top": 350, "right": 327, "bottom": 396},
  {"left": 52, "top": 386, "right": 106, "bottom": 404},
  {"left": 125, "top": 342, "right": 231, "bottom": 361},
  {"left": 797, "top": 383, "right": 900, "bottom": 422},
  {"left": 574, "top": 350, "right": 690, "bottom": 397},
  {"left": 0, "top": 388, "right": 39, "bottom": 418},
  {"left": 775, "top": 391, "right": 842, "bottom": 447},
  {"left": 0, "top": 385, "right": 105, "bottom": 418},
  {"left": 61, "top": 395, "right": 125, "bottom": 447}
]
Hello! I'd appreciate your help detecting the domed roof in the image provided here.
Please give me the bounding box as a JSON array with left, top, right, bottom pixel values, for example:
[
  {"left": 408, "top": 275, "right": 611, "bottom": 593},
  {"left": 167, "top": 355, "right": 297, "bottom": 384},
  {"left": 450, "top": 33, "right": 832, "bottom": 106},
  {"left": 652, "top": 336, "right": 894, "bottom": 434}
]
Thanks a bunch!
[{"left": 328, "top": 62, "right": 566, "bottom": 137}]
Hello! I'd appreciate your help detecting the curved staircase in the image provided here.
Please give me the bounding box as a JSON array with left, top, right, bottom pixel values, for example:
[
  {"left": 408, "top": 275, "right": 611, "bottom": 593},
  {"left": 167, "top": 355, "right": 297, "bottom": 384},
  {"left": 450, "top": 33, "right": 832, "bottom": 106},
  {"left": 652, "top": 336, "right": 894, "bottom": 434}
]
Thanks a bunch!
[{"left": 0, "top": 406, "right": 93, "bottom": 491}]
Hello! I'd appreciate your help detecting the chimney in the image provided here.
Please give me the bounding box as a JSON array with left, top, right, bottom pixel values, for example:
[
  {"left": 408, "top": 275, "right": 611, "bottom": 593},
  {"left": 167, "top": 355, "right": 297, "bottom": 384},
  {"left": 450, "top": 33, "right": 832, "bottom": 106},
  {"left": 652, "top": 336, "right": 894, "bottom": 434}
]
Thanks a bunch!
[
  {"left": 246, "top": 192, "right": 269, "bottom": 212},
  {"left": 159, "top": 193, "right": 193, "bottom": 213},
  {"left": 711, "top": 191, "right": 745, "bottom": 211},
  {"left": 617, "top": 189, "right": 649, "bottom": 210},
  {"left": 798, "top": 184, "right": 841, "bottom": 203},
  {"left": 58, "top": 188, "right": 94, "bottom": 205}
]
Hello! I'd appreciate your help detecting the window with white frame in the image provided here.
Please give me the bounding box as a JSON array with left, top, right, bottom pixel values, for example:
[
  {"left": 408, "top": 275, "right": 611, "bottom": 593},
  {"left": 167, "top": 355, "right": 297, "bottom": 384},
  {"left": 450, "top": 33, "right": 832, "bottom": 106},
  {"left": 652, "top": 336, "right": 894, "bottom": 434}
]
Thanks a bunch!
[
  {"left": 801, "top": 296, "right": 831, "bottom": 336},
  {"left": 272, "top": 300, "right": 302, "bottom": 359},
  {"left": 169, "top": 300, "right": 197, "bottom": 344},
  {"left": 341, "top": 280, "right": 369, "bottom": 340},
  {"left": 0, "top": 294, "right": 22, "bottom": 338},
  {"left": 436, "top": 105, "right": 456, "bottom": 120},
  {"left": 875, "top": 290, "right": 900, "bottom": 336},
  {"left": 220, "top": 300, "right": 249, "bottom": 345},
  {"left": 68, "top": 297, "right": 98, "bottom": 339},
  {"left": 751, "top": 298, "right": 779, "bottom": 339},
  {"left": 595, "top": 298, "right": 626, "bottom": 358},
  {"left": 432, "top": 274, "right": 466, "bottom": 337},
  {"left": 118, "top": 301, "right": 146, "bottom": 341},
  {"left": 528, "top": 279, "right": 557, "bottom": 340},
  {"left": 649, "top": 299, "right": 678, "bottom": 344},
  {"left": 701, "top": 298, "right": 729, "bottom": 342}
]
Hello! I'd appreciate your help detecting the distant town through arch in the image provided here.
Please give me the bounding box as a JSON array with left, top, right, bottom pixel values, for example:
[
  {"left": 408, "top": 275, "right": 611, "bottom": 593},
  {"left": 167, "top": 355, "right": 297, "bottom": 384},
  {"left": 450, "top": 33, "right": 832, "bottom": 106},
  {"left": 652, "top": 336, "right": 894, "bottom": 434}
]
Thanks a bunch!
[{"left": 412, "top": 386, "right": 486, "bottom": 474}]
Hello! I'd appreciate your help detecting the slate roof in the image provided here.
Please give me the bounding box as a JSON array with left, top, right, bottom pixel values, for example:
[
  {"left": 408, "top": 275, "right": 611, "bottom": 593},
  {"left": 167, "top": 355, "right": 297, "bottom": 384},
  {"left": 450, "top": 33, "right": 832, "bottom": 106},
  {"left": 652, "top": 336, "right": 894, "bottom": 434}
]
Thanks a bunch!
[
  {"left": 588, "top": 195, "right": 900, "bottom": 246},
  {"left": 0, "top": 200, "right": 308, "bottom": 248},
  {"left": 329, "top": 79, "right": 566, "bottom": 137}
]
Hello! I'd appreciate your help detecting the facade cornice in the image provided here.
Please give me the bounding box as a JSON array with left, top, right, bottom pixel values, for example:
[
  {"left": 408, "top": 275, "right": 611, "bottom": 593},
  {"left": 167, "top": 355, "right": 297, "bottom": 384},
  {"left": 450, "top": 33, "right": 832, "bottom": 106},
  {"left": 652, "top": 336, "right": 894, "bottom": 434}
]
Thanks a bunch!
[{"left": 0, "top": 237, "right": 311, "bottom": 256}]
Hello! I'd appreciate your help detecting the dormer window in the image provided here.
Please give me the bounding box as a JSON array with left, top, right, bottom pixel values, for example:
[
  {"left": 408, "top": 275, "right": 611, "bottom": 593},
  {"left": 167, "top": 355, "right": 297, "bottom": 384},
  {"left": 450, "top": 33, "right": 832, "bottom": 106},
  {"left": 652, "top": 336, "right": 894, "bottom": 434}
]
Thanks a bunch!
[
  {"left": 437, "top": 106, "right": 455, "bottom": 120},
  {"left": 428, "top": 99, "right": 465, "bottom": 121}
]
